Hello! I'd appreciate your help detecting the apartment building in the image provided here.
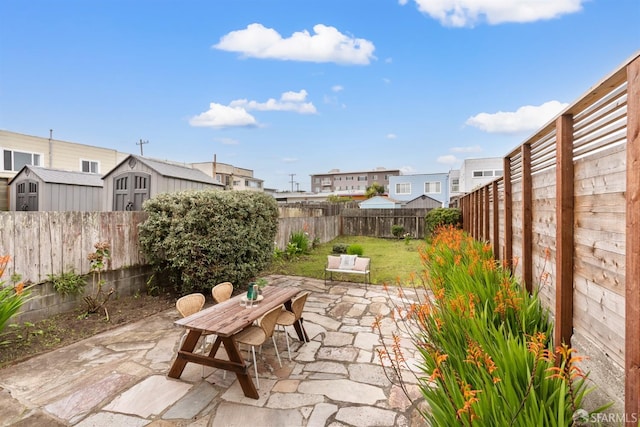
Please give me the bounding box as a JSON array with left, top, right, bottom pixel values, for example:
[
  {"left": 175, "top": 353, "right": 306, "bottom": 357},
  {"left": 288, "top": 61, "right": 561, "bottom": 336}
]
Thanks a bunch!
[{"left": 310, "top": 167, "right": 401, "bottom": 196}]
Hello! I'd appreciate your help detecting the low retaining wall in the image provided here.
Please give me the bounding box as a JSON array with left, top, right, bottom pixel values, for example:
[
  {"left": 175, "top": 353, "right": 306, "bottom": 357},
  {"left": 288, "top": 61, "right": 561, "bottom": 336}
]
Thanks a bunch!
[{"left": 14, "top": 265, "right": 153, "bottom": 324}]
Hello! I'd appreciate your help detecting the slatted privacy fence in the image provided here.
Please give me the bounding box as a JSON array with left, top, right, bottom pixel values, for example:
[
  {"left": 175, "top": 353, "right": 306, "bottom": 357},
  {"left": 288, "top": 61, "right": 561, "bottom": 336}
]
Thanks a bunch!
[{"left": 459, "top": 52, "right": 639, "bottom": 420}]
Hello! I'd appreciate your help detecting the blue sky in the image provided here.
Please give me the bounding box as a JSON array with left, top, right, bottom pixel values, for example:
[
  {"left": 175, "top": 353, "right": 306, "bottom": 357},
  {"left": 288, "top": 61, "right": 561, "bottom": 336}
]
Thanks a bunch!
[{"left": 1, "top": 0, "right": 638, "bottom": 191}]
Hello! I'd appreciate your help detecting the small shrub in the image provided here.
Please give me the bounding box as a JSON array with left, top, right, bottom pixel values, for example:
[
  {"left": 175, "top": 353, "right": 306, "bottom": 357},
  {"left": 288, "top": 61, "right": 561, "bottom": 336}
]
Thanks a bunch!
[
  {"left": 425, "top": 207, "right": 462, "bottom": 236},
  {"left": 332, "top": 243, "right": 349, "bottom": 254},
  {"left": 48, "top": 270, "right": 86, "bottom": 297},
  {"left": 391, "top": 224, "right": 405, "bottom": 239},
  {"left": 346, "top": 244, "right": 364, "bottom": 256},
  {"left": 288, "top": 231, "right": 310, "bottom": 256}
]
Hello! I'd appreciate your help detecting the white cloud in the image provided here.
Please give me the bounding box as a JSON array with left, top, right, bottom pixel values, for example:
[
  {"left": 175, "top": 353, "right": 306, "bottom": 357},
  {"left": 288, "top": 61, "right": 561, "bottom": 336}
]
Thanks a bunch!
[
  {"left": 332, "top": 85, "right": 344, "bottom": 92},
  {"left": 189, "top": 103, "right": 258, "bottom": 129},
  {"left": 230, "top": 90, "right": 317, "bottom": 114},
  {"left": 403, "top": 0, "right": 584, "bottom": 27},
  {"left": 400, "top": 165, "right": 416, "bottom": 174},
  {"left": 465, "top": 100, "right": 568, "bottom": 134},
  {"left": 437, "top": 155, "right": 459, "bottom": 165},
  {"left": 386, "top": 133, "right": 397, "bottom": 139},
  {"left": 214, "top": 23, "right": 376, "bottom": 65},
  {"left": 282, "top": 157, "right": 298, "bottom": 163},
  {"left": 382, "top": 78, "right": 391, "bottom": 84},
  {"left": 215, "top": 137, "right": 239, "bottom": 145},
  {"left": 451, "top": 145, "right": 482, "bottom": 153}
]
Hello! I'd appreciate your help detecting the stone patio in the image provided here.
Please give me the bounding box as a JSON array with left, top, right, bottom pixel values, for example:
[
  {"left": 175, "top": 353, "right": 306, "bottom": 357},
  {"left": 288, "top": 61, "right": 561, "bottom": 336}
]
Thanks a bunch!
[{"left": 0, "top": 275, "right": 430, "bottom": 426}]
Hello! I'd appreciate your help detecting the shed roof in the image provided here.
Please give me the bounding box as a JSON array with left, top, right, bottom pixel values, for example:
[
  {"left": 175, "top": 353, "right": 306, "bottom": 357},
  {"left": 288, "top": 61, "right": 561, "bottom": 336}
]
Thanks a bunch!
[
  {"left": 405, "top": 194, "right": 441, "bottom": 205},
  {"left": 359, "top": 196, "right": 403, "bottom": 206},
  {"left": 9, "top": 165, "right": 103, "bottom": 187},
  {"left": 103, "top": 155, "right": 223, "bottom": 186}
]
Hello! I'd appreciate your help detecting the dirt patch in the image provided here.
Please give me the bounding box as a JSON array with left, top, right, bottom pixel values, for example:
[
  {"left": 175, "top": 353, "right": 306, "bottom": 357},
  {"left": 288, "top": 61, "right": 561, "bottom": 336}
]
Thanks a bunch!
[{"left": 0, "top": 293, "right": 176, "bottom": 369}]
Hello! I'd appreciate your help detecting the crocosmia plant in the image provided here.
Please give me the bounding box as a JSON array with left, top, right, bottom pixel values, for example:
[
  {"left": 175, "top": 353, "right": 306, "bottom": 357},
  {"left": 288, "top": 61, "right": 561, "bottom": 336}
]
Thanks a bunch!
[{"left": 0, "top": 255, "right": 29, "bottom": 333}]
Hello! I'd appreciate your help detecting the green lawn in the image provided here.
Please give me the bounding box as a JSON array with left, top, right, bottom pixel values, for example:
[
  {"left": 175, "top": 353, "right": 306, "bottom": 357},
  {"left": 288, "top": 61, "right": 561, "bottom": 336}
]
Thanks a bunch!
[{"left": 263, "top": 236, "right": 427, "bottom": 285}]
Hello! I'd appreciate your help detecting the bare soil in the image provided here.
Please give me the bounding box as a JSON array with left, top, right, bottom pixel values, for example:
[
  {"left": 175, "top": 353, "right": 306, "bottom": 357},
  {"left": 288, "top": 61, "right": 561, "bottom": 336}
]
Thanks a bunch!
[{"left": 0, "top": 293, "right": 176, "bottom": 369}]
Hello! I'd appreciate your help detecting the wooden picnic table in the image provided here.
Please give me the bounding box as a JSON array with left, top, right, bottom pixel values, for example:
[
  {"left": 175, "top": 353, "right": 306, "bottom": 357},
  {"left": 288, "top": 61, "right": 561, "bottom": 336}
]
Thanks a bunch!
[{"left": 168, "top": 286, "right": 306, "bottom": 399}]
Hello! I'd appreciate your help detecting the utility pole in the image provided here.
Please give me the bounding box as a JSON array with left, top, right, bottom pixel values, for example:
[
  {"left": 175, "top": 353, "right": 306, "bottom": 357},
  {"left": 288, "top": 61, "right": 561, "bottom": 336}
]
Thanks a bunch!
[
  {"left": 136, "top": 139, "right": 149, "bottom": 156},
  {"left": 289, "top": 173, "right": 296, "bottom": 192}
]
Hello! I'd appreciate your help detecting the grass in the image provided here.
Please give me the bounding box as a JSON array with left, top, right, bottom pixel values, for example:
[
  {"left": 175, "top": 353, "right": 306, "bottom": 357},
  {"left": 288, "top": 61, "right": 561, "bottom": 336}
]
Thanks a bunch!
[{"left": 263, "top": 235, "right": 426, "bottom": 285}]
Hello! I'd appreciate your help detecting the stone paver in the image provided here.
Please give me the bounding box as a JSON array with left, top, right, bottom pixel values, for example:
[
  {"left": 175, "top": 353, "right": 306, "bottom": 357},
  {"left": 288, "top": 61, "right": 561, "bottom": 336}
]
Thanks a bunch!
[{"left": 0, "top": 276, "right": 429, "bottom": 426}]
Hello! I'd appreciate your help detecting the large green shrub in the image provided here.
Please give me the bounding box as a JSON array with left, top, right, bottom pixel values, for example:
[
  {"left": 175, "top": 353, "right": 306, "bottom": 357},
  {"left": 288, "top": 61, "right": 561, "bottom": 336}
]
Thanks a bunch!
[
  {"left": 139, "top": 190, "right": 278, "bottom": 294},
  {"left": 425, "top": 207, "right": 462, "bottom": 236}
]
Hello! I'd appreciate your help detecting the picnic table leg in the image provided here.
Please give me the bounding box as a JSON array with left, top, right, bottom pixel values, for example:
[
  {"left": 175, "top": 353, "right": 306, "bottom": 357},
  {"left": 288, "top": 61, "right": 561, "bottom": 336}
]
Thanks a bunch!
[
  {"left": 168, "top": 329, "right": 202, "bottom": 378},
  {"left": 221, "top": 336, "right": 259, "bottom": 399}
]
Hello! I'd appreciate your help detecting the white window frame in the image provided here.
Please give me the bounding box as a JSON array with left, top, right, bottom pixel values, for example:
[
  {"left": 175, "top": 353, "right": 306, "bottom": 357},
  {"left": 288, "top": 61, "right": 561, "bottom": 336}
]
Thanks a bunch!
[
  {"left": 3, "top": 148, "right": 43, "bottom": 171},
  {"left": 80, "top": 159, "right": 100, "bottom": 174},
  {"left": 424, "top": 181, "right": 441, "bottom": 194},
  {"left": 451, "top": 178, "right": 460, "bottom": 193},
  {"left": 395, "top": 183, "right": 411, "bottom": 194}
]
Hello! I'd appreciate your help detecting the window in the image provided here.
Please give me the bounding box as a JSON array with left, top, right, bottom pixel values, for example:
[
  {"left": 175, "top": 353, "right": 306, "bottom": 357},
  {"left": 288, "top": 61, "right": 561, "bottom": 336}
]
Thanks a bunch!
[
  {"left": 314, "top": 177, "right": 320, "bottom": 183},
  {"left": 395, "top": 183, "right": 411, "bottom": 194},
  {"left": 233, "top": 180, "right": 241, "bottom": 186},
  {"left": 357, "top": 175, "right": 367, "bottom": 181},
  {"left": 451, "top": 178, "right": 460, "bottom": 192},
  {"left": 372, "top": 175, "right": 377, "bottom": 181},
  {"left": 3, "top": 149, "right": 41, "bottom": 171},
  {"left": 473, "top": 170, "right": 499, "bottom": 178},
  {"left": 424, "top": 181, "right": 441, "bottom": 193},
  {"left": 81, "top": 159, "right": 99, "bottom": 174}
]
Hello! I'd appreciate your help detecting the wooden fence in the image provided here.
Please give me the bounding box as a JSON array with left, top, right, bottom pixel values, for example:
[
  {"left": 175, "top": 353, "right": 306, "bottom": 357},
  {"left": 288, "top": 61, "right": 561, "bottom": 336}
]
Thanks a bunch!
[
  {"left": 459, "top": 52, "right": 639, "bottom": 419},
  {"left": 0, "top": 211, "right": 149, "bottom": 284},
  {"left": 341, "top": 208, "right": 431, "bottom": 238}
]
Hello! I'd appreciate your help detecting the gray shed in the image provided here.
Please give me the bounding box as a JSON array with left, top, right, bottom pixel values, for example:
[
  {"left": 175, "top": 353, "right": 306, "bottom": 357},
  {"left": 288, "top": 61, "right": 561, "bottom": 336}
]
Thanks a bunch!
[
  {"left": 9, "top": 165, "right": 103, "bottom": 211},
  {"left": 102, "top": 155, "right": 224, "bottom": 211},
  {"left": 403, "top": 194, "right": 442, "bottom": 209}
]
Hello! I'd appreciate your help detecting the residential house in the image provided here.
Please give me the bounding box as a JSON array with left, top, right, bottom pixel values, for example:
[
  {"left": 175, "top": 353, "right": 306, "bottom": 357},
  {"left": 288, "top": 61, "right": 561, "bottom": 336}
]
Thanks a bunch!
[
  {"left": 388, "top": 172, "right": 449, "bottom": 207},
  {"left": 447, "top": 157, "right": 503, "bottom": 206},
  {"left": 0, "top": 129, "right": 127, "bottom": 210},
  {"left": 310, "top": 167, "right": 401, "bottom": 196},
  {"left": 191, "top": 156, "right": 263, "bottom": 191}
]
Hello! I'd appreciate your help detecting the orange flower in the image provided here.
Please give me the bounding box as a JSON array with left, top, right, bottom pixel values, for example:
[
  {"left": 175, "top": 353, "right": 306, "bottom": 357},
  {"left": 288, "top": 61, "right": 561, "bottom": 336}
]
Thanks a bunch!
[{"left": 15, "top": 282, "right": 24, "bottom": 295}]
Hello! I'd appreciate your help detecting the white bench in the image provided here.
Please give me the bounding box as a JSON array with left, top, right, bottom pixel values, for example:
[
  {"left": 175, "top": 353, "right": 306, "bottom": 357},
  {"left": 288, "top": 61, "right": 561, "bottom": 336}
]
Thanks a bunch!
[{"left": 324, "top": 255, "right": 371, "bottom": 289}]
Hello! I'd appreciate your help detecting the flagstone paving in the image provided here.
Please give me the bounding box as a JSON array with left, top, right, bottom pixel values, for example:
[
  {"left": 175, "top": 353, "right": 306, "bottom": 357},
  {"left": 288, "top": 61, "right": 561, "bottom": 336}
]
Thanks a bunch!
[{"left": 0, "top": 275, "right": 430, "bottom": 426}]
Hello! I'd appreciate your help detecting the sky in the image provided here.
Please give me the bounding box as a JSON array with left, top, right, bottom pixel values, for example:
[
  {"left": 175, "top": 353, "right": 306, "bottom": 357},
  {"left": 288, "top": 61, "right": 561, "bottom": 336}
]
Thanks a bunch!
[{"left": 1, "top": 1, "right": 638, "bottom": 192}]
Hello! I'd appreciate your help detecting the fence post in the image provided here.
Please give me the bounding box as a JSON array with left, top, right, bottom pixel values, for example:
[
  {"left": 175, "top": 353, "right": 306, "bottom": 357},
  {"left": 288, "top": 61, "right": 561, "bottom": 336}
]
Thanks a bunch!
[
  {"left": 555, "top": 114, "right": 575, "bottom": 348},
  {"left": 521, "top": 144, "right": 533, "bottom": 293},
  {"left": 625, "top": 56, "right": 640, "bottom": 425},
  {"left": 483, "top": 185, "right": 490, "bottom": 242},
  {"left": 503, "top": 157, "right": 513, "bottom": 270},
  {"left": 492, "top": 180, "right": 499, "bottom": 261}
]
